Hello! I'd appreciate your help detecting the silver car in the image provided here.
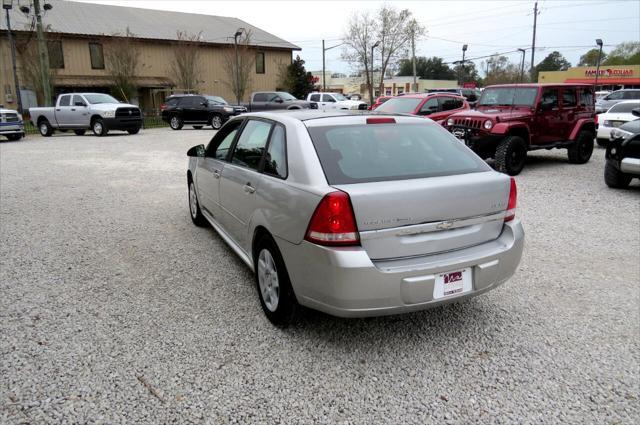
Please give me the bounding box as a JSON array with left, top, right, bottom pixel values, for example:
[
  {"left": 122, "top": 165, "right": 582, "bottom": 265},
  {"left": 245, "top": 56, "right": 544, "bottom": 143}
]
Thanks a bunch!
[
  {"left": 595, "top": 89, "right": 640, "bottom": 114},
  {"left": 187, "top": 111, "right": 524, "bottom": 325}
]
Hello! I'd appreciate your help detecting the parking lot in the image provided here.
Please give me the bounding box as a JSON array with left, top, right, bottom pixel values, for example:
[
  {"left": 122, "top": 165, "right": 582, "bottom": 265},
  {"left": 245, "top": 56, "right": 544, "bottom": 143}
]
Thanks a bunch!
[{"left": 1, "top": 128, "right": 638, "bottom": 423}]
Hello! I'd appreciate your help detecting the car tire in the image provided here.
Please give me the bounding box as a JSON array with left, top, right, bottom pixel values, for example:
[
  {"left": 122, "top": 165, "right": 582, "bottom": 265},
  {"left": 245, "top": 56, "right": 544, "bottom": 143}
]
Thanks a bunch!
[
  {"left": 6, "top": 133, "right": 23, "bottom": 141},
  {"left": 74, "top": 130, "right": 86, "bottom": 136},
  {"left": 254, "top": 234, "right": 298, "bottom": 327},
  {"left": 127, "top": 128, "right": 140, "bottom": 135},
  {"left": 596, "top": 138, "right": 608, "bottom": 148},
  {"left": 188, "top": 180, "right": 208, "bottom": 227},
  {"left": 192, "top": 126, "right": 203, "bottom": 130},
  {"left": 495, "top": 135, "right": 527, "bottom": 176},
  {"left": 38, "top": 120, "right": 54, "bottom": 137},
  {"left": 92, "top": 118, "right": 108, "bottom": 137},
  {"left": 169, "top": 115, "right": 183, "bottom": 130},
  {"left": 568, "top": 130, "right": 594, "bottom": 164},
  {"left": 210, "top": 114, "right": 223, "bottom": 130},
  {"left": 604, "top": 162, "right": 632, "bottom": 189}
]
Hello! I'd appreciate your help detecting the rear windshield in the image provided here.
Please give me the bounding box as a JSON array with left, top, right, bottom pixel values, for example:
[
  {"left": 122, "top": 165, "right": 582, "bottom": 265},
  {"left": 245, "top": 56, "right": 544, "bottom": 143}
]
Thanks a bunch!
[
  {"left": 375, "top": 98, "right": 423, "bottom": 114},
  {"left": 609, "top": 102, "right": 640, "bottom": 113},
  {"left": 307, "top": 123, "right": 489, "bottom": 184}
]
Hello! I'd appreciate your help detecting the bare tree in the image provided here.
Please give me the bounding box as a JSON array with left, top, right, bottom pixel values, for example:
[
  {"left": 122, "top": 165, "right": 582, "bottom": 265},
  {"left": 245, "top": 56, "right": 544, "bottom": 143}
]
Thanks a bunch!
[
  {"left": 17, "top": 39, "right": 56, "bottom": 106},
  {"left": 341, "top": 11, "right": 377, "bottom": 102},
  {"left": 169, "top": 31, "right": 203, "bottom": 93},
  {"left": 221, "top": 30, "right": 255, "bottom": 104},
  {"left": 376, "top": 8, "right": 424, "bottom": 95},
  {"left": 104, "top": 28, "right": 139, "bottom": 103},
  {"left": 342, "top": 7, "right": 423, "bottom": 102}
]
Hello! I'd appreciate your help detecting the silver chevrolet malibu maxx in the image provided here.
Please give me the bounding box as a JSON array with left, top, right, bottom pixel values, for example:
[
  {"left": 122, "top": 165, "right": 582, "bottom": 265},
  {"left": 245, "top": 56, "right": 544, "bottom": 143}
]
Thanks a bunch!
[{"left": 186, "top": 111, "right": 524, "bottom": 326}]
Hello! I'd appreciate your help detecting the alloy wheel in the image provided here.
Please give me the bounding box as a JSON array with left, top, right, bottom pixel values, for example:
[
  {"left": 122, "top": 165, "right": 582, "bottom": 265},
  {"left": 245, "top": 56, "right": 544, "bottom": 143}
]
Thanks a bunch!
[
  {"left": 212, "top": 116, "right": 222, "bottom": 129},
  {"left": 189, "top": 183, "right": 198, "bottom": 219},
  {"left": 257, "top": 249, "right": 280, "bottom": 312}
]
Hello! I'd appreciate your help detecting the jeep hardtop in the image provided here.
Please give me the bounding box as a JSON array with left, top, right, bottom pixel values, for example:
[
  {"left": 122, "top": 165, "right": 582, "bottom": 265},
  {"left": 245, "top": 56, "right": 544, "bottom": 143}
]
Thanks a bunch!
[{"left": 445, "top": 84, "right": 596, "bottom": 175}]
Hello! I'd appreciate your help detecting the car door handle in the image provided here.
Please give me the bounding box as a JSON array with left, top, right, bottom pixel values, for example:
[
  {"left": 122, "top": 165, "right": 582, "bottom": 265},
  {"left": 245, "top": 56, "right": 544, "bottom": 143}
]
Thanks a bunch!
[
  {"left": 71, "top": 108, "right": 76, "bottom": 111},
  {"left": 213, "top": 170, "right": 221, "bottom": 179},
  {"left": 243, "top": 183, "right": 256, "bottom": 194},
  {"left": 55, "top": 109, "right": 61, "bottom": 111}
]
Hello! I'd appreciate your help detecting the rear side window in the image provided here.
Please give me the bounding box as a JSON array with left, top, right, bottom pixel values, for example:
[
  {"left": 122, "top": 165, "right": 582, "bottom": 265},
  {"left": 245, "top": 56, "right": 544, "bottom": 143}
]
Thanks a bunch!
[
  {"left": 59, "top": 95, "right": 71, "bottom": 107},
  {"left": 253, "top": 93, "right": 268, "bottom": 102},
  {"left": 562, "top": 89, "right": 577, "bottom": 107},
  {"left": 231, "top": 120, "right": 272, "bottom": 170},
  {"left": 623, "top": 91, "right": 640, "bottom": 100},
  {"left": 580, "top": 88, "right": 593, "bottom": 106},
  {"left": 307, "top": 123, "right": 489, "bottom": 184},
  {"left": 440, "top": 96, "right": 464, "bottom": 111},
  {"left": 165, "top": 97, "right": 180, "bottom": 107},
  {"left": 263, "top": 125, "right": 287, "bottom": 178}
]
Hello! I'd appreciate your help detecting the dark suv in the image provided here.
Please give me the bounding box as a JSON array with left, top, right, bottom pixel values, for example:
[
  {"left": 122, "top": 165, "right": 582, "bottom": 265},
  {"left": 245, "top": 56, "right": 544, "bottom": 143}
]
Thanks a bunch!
[
  {"left": 444, "top": 84, "right": 596, "bottom": 175},
  {"left": 161, "top": 94, "right": 247, "bottom": 130}
]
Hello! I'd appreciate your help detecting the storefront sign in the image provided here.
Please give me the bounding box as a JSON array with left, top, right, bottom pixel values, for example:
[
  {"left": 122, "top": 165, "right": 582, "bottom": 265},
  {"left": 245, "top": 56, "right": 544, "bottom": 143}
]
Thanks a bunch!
[{"left": 584, "top": 68, "right": 634, "bottom": 77}]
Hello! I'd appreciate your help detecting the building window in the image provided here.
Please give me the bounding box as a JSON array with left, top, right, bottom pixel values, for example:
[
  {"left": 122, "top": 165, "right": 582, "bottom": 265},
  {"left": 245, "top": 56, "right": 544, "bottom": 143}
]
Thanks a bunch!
[
  {"left": 89, "top": 43, "right": 105, "bottom": 70},
  {"left": 47, "top": 40, "right": 64, "bottom": 69},
  {"left": 256, "top": 52, "right": 265, "bottom": 74}
]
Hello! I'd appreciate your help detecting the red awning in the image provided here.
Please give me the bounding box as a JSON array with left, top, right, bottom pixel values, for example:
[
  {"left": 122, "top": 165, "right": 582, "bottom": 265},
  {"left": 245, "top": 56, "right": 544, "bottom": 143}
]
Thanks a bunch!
[{"left": 565, "top": 78, "right": 640, "bottom": 85}]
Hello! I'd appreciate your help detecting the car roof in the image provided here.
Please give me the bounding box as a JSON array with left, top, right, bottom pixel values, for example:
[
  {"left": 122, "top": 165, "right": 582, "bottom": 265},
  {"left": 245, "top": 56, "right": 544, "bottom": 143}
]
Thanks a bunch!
[
  {"left": 235, "top": 109, "right": 433, "bottom": 123},
  {"left": 395, "top": 93, "right": 465, "bottom": 99},
  {"left": 486, "top": 83, "right": 592, "bottom": 88}
]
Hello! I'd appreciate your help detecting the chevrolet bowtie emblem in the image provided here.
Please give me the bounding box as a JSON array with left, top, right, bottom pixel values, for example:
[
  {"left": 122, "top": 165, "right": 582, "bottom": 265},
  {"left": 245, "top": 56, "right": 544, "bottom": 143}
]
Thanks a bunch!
[{"left": 436, "top": 221, "right": 454, "bottom": 230}]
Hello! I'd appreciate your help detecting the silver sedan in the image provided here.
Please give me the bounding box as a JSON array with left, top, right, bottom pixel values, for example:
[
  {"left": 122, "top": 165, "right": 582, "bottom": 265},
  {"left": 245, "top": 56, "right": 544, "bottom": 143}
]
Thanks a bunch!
[{"left": 187, "top": 111, "right": 524, "bottom": 326}]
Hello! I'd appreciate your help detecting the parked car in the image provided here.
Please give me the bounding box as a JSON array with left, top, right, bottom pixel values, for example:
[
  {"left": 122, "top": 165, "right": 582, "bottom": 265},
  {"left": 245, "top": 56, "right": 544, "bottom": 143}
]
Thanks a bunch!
[
  {"left": 185, "top": 111, "right": 524, "bottom": 326},
  {"left": 444, "top": 84, "right": 596, "bottom": 175},
  {"left": 29, "top": 93, "right": 142, "bottom": 137},
  {"left": 346, "top": 93, "right": 362, "bottom": 101},
  {"left": 0, "top": 106, "right": 25, "bottom": 141},
  {"left": 373, "top": 93, "right": 469, "bottom": 125},
  {"left": 241, "top": 92, "right": 316, "bottom": 112},
  {"left": 595, "top": 101, "right": 640, "bottom": 147},
  {"left": 369, "top": 96, "right": 391, "bottom": 110},
  {"left": 595, "top": 90, "right": 611, "bottom": 100},
  {"left": 595, "top": 89, "right": 640, "bottom": 113},
  {"left": 161, "top": 94, "right": 247, "bottom": 130},
  {"left": 306, "top": 92, "right": 368, "bottom": 111},
  {"left": 426, "top": 88, "right": 481, "bottom": 107},
  {"left": 605, "top": 108, "right": 640, "bottom": 189}
]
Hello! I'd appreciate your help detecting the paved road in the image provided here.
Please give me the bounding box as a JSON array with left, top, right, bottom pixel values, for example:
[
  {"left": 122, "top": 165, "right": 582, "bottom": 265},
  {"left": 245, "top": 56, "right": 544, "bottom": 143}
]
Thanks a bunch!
[{"left": 1, "top": 129, "right": 638, "bottom": 424}]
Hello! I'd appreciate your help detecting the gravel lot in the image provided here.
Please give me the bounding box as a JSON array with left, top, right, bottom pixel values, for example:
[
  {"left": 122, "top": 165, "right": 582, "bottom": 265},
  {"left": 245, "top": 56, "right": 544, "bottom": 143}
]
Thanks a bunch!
[{"left": 1, "top": 128, "right": 638, "bottom": 424}]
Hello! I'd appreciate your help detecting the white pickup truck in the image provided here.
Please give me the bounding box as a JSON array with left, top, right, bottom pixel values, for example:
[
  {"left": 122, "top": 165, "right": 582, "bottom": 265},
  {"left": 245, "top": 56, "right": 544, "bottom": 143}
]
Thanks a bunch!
[
  {"left": 306, "top": 92, "right": 368, "bottom": 111},
  {"left": 29, "top": 93, "right": 142, "bottom": 137},
  {"left": 0, "top": 106, "right": 25, "bottom": 141}
]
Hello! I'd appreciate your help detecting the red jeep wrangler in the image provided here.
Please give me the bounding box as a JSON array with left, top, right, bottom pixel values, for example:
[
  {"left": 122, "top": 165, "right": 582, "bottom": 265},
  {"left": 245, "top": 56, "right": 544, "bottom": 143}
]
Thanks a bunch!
[{"left": 445, "top": 84, "right": 595, "bottom": 175}]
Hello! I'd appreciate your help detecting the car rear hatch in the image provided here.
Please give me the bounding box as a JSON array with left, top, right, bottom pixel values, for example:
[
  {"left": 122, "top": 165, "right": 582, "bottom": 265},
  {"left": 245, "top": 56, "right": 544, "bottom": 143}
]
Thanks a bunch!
[{"left": 305, "top": 116, "right": 510, "bottom": 260}]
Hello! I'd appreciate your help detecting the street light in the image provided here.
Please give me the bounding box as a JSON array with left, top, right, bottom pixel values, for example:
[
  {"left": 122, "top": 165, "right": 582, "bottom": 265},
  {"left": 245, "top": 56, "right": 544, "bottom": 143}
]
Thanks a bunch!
[
  {"left": 517, "top": 48, "right": 526, "bottom": 83},
  {"left": 322, "top": 40, "right": 344, "bottom": 91},
  {"left": 233, "top": 28, "right": 245, "bottom": 106},
  {"left": 371, "top": 40, "right": 380, "bottom": 101},
  {"left": 459, "top": 44, "right": 468, "bottom": 86},
  {"left": 3, "top": 0, "right": 23, "bottom": 113},
  {"left": 595, "top": 38, "right": 603, "bottom": 91}
]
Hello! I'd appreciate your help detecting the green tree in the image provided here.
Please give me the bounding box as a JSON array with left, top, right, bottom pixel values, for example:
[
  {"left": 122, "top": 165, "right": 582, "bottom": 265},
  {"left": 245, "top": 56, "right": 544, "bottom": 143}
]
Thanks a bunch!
[
  {"left": 578, "top": 48, "right": 607, "bottom": 66},
  {"left": 453, "top": 61, "right": 481, "bottom": 85},
  {"left": 533, "top": 51, "right": 571, "bottom": 80},
  {"left": 603, "top": 42, "right": 640, "bottom": 65},
  {"left": 277, "top": 55, "right": 315, "bottom": 100},
  {"left": 482, "top": 55, "right": 528, "bottom": 85},
  {"left": 397, "top": 56, "right": 457, "bottom": 80}
]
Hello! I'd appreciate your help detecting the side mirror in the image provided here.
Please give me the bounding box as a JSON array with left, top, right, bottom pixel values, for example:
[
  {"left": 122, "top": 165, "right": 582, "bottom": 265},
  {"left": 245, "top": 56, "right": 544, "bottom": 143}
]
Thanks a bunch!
[
  {"left": 274, "top": 97, "right": 284, "bottom": 103},
  {"left": 187, "top": 144, "right": 206, "bottom": 157},
  {"left": 632, "top": 108, "right": 640, "bottom": 118},
  {"left": 201, "top": 101, "right": 208, "bottom": 106},
  {"left": 75, "top": 102, "right": 86, "bottom": 107}
]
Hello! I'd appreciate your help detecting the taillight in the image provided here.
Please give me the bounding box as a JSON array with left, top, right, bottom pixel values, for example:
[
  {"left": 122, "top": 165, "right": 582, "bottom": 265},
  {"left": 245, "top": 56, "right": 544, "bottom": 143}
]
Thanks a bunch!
[
  {"left": 594, "top": 114, "right": 599, "bottom": 124},
  {"left": 160, "top": 103, "right": 167, "bottom": 111},
  {"left": 305, "top": 191, "right": 360, "bottom": 246},
  {"left": 505, "top": 177, "right": 517, "bottom": 222}
]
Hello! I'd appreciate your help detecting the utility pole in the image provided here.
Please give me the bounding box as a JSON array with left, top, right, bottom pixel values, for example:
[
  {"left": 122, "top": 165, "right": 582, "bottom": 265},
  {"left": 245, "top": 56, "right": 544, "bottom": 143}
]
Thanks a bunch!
[
  {"left": 594, "top": 39, "right": 603, "bottom": 90},
  {"left": 517, "top": 48, "right": 526, "bottom": 83},
  {"left": 459, "top": 44, "right": 467, "bottom": 87},
  {"left": 530, "top": 1, "right": 538, "bottom": 82},
  {"left": 322, "top": 39, "right": 325, "bottom": 91},
  {"left": 3, "top": 0, "right": 22, "bottom": 112},
  {"left": 234, "top": 28, "right": 244, "bottom": 106},
  {"left": 411, "top": 25, "right": 417, "bottom": 92},
  {"left": 34, "top": 0, "right": 52, "bottom": 106}
]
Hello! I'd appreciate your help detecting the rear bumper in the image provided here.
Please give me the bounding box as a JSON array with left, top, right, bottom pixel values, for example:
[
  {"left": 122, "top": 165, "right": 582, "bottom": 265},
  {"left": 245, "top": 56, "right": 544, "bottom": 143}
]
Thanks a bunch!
[
  {"left": 597, "top": 125, "right": 613, "bottom": 139},
  {"left": 104, "top": 117, "right": 142, "bottom": 130},
  {"left": 277, "top": 220, "right": 524, "bottom": 318}
]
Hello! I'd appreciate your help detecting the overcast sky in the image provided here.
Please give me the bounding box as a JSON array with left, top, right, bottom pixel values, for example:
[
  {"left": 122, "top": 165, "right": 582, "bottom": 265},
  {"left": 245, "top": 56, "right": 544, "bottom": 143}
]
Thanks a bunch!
[{"left": 74, "top": 0, "right": 640, "bottom": 75}]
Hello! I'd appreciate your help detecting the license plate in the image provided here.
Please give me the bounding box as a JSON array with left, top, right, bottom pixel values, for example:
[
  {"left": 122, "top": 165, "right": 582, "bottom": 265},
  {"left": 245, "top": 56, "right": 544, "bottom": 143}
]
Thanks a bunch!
[
  {"left": 433, "top": 268, "right": 472, "bottom": 299},
  {"left": 611, "top": 121, "right": 624, "bottom": 127},
  {"left": 452, "top": 128, "right": 466, "bottom": 139}
]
